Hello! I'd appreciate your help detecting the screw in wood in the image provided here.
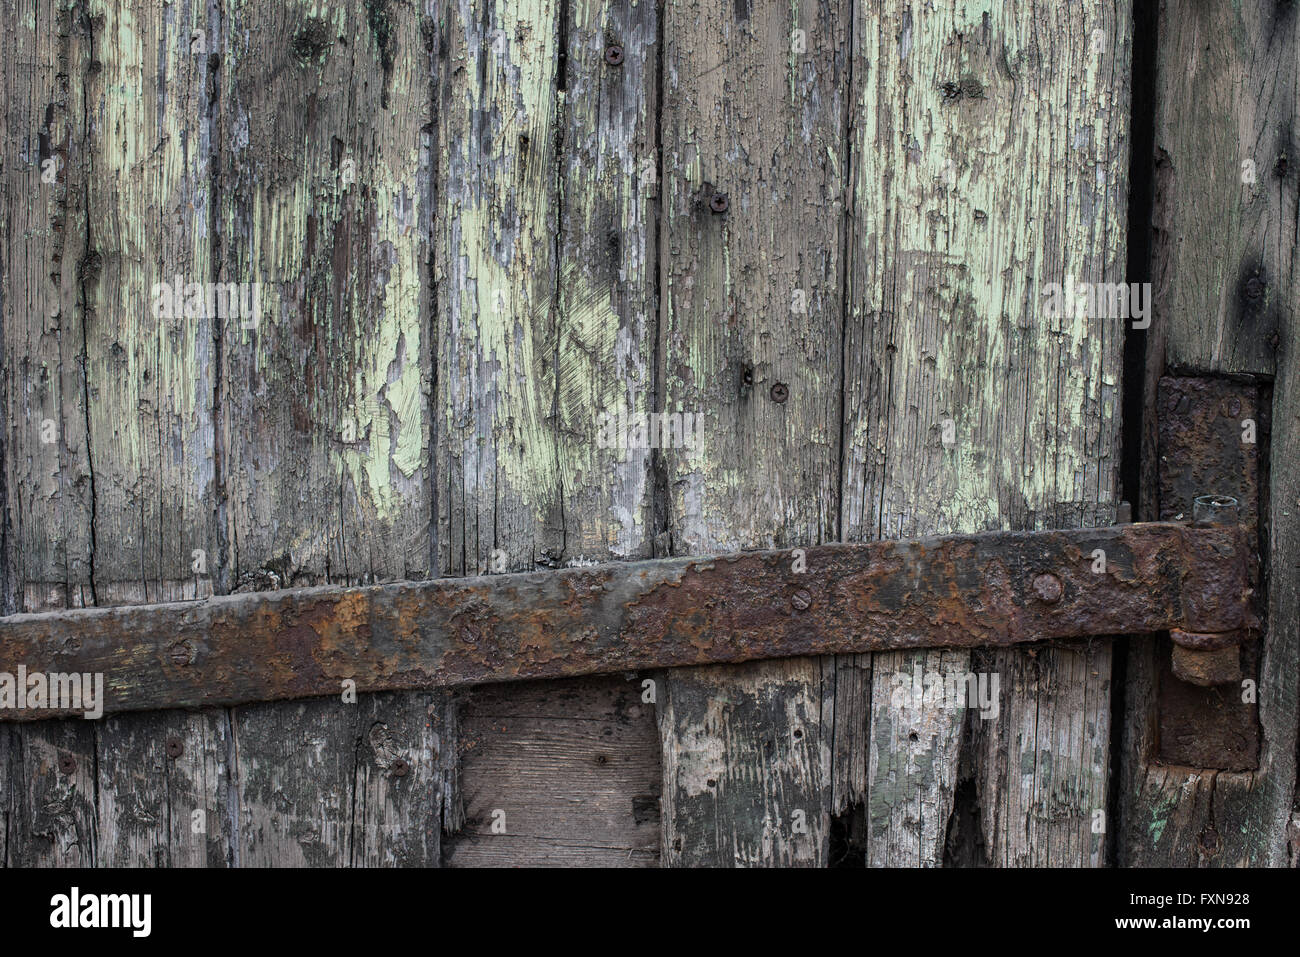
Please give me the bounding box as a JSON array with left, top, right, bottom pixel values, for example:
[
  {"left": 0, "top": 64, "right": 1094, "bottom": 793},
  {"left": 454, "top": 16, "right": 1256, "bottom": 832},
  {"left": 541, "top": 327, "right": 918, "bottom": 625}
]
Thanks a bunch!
[
  {"left": 604, "top": 44, "right": 624, "bottom": 66},
  {"left": 709, "top": 192, "right": 729, "bottom": 214},
  {"left": 166, "top": 737, "right": 184, "bottom": 760},
  {"left": 770, "top": 382, "right": 789, "bottom": 403},
  {"left": 392, "top": 758, "right": 410, "bottom": 778},
  {"left": 790, "top": 589, "right": 812, "bottom": 610},
  {"left": 58, "top": 754, "right": 77, "bottom": 776}
]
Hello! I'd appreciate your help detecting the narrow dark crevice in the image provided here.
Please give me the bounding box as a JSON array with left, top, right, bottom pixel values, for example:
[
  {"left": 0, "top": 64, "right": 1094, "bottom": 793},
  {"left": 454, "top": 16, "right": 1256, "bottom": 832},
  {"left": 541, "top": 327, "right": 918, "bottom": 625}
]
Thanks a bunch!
[
  {"left": 649, "top": 0, "right": 670, "bottom": 559},
  {"left": 834, "top": 0, "right": 857, "bottom": 549},
  {"left": 74, "top": 0, "right": 98, "bottom": 607},
  {"left": 548, "top": 0, "right": 570, "bottom": 567},
  {"left": 829, "top": 0, "right": 861, "bottom": 866},
  {"left": 208, "top": 0, "right": 230, "bottom": 598},
  {"left": 1108, "top": 0, "right": 1160, "bottom": 867},
  {"left": 424, "top": 11, "right": 442, "bottom": 583}
]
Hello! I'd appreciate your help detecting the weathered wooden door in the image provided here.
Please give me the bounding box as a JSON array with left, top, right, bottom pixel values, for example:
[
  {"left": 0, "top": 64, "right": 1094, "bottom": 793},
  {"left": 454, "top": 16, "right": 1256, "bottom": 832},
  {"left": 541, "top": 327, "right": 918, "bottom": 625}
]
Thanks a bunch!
[{"left": 1, "top": 0, "right": 1295, "bottom": 868}]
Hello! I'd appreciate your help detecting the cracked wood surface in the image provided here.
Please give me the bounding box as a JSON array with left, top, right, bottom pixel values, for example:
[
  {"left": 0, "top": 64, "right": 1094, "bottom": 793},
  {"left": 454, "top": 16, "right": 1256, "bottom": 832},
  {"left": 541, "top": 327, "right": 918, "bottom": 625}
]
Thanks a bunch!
[
  {"left": 3, "top": 0, "right": 1286, "bottom": 869},
  {"left": 842, "top": 0, "right": 1130, "bottom": 866}
]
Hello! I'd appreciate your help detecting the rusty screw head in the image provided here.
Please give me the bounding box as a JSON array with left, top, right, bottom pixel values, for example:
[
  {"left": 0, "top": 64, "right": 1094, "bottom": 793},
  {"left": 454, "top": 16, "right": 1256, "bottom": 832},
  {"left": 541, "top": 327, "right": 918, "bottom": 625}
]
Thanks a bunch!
[
  {"left": 604, "top": 44, "right": 624, "bottom": 66},
  {"left": 1032, "top": 573, "right": 1063, "bottom": 604},
  {"left": 770, "top": 382, "right": 789, "bottom": 404},
  {"left": 58, "top": 754, "right": 77, "bottom": 776},
  {"left": 790, "top": 588, "right": 812, "bottom": 611},
  {"left": 709, "top": 192, "right": 729, "bottom": 214},
  {"left": 165, "top": 737, "right": 184, "bottom": 760},
  {"left": 391, "top": 758, "right": 410, "bottom": 778}
]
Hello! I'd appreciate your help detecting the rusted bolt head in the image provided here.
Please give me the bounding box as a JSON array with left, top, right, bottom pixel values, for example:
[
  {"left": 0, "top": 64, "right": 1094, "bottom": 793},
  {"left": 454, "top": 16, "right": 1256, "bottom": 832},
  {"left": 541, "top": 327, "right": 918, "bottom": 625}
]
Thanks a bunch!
[
  {"left": 1032, "top": 573, "right": 1063, "bottom": 603},
  {"left": 58, "top": 754, "right": 77, "bottom": 776},
  {"left": 791, "top": 588, "right": 812, "bottom": 611},
  {"left": 168, "top": 639, "right": 194, "bottom": 666},
  {"left": 604, "top": 44, "right": 624, "bottom": 66},
  {"left": 709, "top": 192, "right": 729, "bottom": 214},
  {"left": 165, "top": 737, "right": 184, "bottom": 760},
  {"left": 770, "top": 382, "right": 789, "bottom": 404},
  {"left": 391, "top": 758, "right": 410, "bottom": 778}
]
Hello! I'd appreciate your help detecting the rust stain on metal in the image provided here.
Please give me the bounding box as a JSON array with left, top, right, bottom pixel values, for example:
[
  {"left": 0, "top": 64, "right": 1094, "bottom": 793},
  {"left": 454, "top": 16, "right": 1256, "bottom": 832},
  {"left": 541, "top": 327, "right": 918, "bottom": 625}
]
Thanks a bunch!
[
  {"left": 0, "top": 521, "right": 1257, "bottom": 720},
  {"left": 1156, "top": 375, "right": 1264, "bottom": 769}
]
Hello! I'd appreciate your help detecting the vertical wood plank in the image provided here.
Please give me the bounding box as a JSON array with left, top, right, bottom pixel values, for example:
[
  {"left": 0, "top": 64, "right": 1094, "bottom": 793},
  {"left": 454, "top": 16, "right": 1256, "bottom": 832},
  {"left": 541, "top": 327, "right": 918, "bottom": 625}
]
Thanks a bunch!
[
  {"left": 437, "top": 0, "right": 663, "bottom": 866},
  {"left": 842, "top": 0, "right": 1130, "bottom": 865},
  {"left": 77, "top": 0, "right": 230, "bottom": 869},
  {"left": 656, "top": 0, "right": 851, "bottom": 867},
  {"left": 1, "top": 0, "right": 98, "bottom": 866},
  {"left": 1120, "top": 0, "right": 1298, "bottom": 867},
  {"left": 219, "top": 0, "right": 440, "bottom": 866}
]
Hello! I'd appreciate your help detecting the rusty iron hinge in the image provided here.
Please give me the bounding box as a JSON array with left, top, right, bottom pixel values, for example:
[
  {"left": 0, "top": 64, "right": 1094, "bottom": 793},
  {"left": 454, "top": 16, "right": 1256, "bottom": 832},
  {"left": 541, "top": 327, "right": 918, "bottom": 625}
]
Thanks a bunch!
[{"left": 0, "top": 518, "right": 1258, "bottom": 721}]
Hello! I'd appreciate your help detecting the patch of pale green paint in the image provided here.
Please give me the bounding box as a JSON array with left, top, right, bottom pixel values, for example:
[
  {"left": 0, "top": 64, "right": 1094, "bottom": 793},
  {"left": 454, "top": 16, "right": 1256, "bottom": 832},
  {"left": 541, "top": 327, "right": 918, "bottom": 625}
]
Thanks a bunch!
[{"left": 1148, "top": 791, "right": 1180, "bottom": 844}]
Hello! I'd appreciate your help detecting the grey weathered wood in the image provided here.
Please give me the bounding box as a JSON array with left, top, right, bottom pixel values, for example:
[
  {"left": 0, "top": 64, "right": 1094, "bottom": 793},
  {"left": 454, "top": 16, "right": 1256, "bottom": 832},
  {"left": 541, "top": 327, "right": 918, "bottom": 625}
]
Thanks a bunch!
[
  {"left": 218, "top": 0, "right": 440, "bottom": 867},
  {"left": 656, "top": 0, "right": 851, "bottom": 867},
  {"left": 436, "top": 0, "right": 663, "bottom": 864},
  {"left": 78, "top": 0, "right": 229, "bottom": 869},
  {"left": 1120, "top": 0, "right": 1298, "bottom": 867},
  {"left": 446, "top": 678, "right": 660, "bottom": 867},
  {"left": 96, "top": 710, "right": 231, "bottom": 867},
  {"left": 0, "top": 0, "right": 99, "bottom": 866},
  {"left": 842, "top": 0, "right": 1130, "bottom": 865}
]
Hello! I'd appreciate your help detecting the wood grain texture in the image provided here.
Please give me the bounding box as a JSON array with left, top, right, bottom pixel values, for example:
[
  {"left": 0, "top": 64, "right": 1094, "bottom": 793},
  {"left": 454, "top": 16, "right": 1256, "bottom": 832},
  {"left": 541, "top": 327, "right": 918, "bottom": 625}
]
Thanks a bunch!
[
  {"left": 218, "top": 0, "right": 440, "bottom": 867},
  {"left": 79, "top": 0, "right": 229, "bottom": 870},
  {"left": 96, "top": 710, "right": 231, "bottom": 867},
  {"left": 656, "top": 0, "right": 851, "bottom": 867},
  {"left": 842, "top": 0, "right": 1130, "bottom": 865},
  {"left": 1120, "top": 0, "right": 1298, "bottom": 867},
  {"left": 436, "top": 0, "right": 662, "bottom": 865},
  {"left": 446, "top": 677, "right": 660, "bottom": 867},
  {"left": 0, "top": 0, "right": 99, "bottom": 867}
]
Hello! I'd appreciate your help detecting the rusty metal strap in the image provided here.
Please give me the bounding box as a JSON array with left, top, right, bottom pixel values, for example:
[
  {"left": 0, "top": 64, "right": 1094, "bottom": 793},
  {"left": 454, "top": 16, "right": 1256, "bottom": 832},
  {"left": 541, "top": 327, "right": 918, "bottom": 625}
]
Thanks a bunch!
[{"left": 0, "top": 522, "right": 1256, "bottom": 720}]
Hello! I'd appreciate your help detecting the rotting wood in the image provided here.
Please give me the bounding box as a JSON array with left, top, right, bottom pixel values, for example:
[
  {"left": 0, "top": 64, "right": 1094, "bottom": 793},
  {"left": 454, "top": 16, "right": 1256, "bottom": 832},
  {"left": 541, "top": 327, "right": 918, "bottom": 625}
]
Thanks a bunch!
[{"left": 0, "top": 522, "right": 1256, "bottom": 719}]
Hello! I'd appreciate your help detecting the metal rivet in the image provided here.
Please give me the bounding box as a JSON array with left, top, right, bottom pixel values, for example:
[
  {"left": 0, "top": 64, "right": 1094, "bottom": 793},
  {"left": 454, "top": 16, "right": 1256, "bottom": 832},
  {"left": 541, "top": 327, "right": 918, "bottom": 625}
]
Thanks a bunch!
[
  {"left": 770, "top": 382, "right": 789, "bottom": 403},
  {"left": 604, "top": 44, "right": 624, "bottom": 66},
  {"left": 166, "top": 737, "right": 184, "bottom": 760},
  {"left": 392, "top": 758, "right": 410, "bottom": 778},
  {"left": 58, "top": 754, "right": 77, "bottom": 776},
  {"left": 169, "top": 640, "right": 193, "bottom": 667},
  {"left": 1032, "top": 573, "right": 1063, "bottom": 603},
  {"left": 709, "top": 193, "right": 729, "bottom": 214},
  {"left": 791, "top": 588, "right": 812, "bottom": 610}
]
